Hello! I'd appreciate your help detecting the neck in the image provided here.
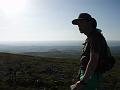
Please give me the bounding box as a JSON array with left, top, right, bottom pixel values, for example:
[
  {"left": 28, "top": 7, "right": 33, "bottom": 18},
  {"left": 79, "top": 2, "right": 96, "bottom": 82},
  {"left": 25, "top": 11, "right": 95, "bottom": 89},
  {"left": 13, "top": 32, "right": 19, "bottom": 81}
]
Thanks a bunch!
[{"left": 85, "top": 28, "right": 96, "bottom": 37}]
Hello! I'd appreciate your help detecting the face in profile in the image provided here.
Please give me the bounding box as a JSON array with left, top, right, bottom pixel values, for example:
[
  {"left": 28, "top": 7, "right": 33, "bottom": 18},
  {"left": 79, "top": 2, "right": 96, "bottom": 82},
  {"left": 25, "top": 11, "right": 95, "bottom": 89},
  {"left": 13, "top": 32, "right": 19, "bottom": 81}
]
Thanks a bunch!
[
  {"left": 77, "top": 20, "right": 89, "bottom": 34},
  {"left": 77, "top": 19, "right": 94, "bottom": 35}
]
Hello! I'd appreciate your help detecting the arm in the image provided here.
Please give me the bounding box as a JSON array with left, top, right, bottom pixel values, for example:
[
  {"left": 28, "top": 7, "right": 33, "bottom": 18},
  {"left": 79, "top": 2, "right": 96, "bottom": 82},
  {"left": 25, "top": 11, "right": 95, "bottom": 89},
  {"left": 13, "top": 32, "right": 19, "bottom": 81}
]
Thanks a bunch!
[
  {"left": 71, "top": 49, "right": 100, "bottom": 90},
  {"left": 82, "top": 50, "right": 99, "bottom": 81},
  {"left": 81, "top": 38, "right": 100, "bottom": 82}
]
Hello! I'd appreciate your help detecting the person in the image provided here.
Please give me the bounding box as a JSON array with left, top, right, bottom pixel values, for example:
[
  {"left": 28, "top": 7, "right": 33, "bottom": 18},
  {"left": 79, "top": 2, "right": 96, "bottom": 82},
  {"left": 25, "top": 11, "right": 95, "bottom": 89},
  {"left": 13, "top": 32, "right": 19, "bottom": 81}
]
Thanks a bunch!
[{"left": 70, "top": 13, "right": 109, "bottom": 90}]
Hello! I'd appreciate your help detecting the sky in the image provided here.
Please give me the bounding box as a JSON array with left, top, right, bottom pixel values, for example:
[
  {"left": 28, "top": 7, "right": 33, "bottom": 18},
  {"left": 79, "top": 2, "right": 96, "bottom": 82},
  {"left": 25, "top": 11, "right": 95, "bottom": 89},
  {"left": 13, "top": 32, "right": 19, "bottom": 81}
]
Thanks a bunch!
[{"left": 0, "top": 0, "right": 120, "bottom": 42}]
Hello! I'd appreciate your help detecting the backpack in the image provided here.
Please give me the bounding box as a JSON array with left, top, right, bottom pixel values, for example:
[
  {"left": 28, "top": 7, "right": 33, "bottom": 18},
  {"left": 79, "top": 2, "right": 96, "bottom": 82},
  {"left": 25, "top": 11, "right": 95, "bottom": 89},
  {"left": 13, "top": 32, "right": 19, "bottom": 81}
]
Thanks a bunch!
[{"left": 97, "top": 45, "right": 116, "bottom": 73}]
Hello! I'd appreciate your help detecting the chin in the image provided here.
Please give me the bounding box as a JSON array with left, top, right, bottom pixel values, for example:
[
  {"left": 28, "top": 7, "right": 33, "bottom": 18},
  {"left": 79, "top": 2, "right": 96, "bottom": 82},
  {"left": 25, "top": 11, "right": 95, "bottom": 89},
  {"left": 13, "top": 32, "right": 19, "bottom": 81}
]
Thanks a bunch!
[
  {"left": 80, "top": 31, "right": 84, "bottom": 33},
  {"left": 79, "top": 29, "right": 84, "bottom": 33}
]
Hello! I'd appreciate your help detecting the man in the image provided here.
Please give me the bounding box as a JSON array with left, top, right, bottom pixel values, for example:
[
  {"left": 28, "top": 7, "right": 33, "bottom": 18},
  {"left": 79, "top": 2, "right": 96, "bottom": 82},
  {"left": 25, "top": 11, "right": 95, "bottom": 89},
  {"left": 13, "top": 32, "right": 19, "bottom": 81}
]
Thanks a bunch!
[{"left": 70, "top": 13, "right": 108, "bottom": 90}]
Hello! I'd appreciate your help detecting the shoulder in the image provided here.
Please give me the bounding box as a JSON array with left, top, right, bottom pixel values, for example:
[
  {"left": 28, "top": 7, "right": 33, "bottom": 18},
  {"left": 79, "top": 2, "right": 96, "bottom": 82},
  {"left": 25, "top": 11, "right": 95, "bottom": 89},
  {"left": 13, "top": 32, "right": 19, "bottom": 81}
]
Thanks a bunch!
[
  {"left": 88, "top": 29, "right": 107, "bottom": 52},
  {"left": 89, "top": 29, "right": 106, "bottom": 44}
]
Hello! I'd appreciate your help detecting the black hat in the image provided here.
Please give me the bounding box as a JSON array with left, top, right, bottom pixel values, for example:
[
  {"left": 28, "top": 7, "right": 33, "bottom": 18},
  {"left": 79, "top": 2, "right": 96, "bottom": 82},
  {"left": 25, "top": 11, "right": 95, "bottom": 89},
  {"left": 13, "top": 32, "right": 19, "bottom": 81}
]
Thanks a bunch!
[{"left": 72, "top": 13, "right": 94, "bottom": 25}]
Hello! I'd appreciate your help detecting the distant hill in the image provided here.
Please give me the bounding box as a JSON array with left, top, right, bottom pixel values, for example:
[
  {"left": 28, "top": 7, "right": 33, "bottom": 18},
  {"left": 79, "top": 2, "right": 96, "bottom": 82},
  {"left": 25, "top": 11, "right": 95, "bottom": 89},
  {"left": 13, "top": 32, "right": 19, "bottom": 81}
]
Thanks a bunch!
[
  {"left": 22, "top": 49, "right": 81, "bottom": 58},
  {"left": 16, "top": 46, "right": 120, "bottom": 60},
  {"left": 110, "top": 46, "right": 120, "bottom": 56},
  {"left": 0, "top": 40, "right": 119, "bottom": 54}
]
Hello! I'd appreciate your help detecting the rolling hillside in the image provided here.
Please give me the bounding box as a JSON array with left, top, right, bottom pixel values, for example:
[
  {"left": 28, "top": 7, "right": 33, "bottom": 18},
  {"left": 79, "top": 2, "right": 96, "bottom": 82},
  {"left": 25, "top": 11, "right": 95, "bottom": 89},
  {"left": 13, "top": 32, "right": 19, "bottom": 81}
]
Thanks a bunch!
[{"left": 0, "top": 52, "right": 119, "bottom": 90}]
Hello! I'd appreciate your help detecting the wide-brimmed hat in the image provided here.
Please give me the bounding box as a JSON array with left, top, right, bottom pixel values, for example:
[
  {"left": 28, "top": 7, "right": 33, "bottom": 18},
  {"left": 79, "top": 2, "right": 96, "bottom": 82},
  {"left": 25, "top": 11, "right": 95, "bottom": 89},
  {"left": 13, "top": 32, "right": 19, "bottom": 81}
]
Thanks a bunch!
[{"left": 72, "top": 13, "right": 95, "bottom": 25}]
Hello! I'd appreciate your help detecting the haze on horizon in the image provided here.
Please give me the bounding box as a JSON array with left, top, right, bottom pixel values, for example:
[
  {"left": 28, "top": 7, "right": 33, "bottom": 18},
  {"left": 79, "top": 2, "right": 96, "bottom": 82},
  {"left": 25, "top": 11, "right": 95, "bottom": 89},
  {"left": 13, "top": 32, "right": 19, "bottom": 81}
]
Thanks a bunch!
[{"left": 0, "top": 0, "right": 120, "bottom": 42}]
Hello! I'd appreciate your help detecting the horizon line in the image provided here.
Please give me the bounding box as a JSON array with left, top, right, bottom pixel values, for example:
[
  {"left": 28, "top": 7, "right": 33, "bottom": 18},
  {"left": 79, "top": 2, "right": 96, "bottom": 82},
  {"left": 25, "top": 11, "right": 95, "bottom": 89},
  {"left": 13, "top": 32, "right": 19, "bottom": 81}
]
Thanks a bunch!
[{"left": 0, "top": 40, "right": 120, "bottom": 42}]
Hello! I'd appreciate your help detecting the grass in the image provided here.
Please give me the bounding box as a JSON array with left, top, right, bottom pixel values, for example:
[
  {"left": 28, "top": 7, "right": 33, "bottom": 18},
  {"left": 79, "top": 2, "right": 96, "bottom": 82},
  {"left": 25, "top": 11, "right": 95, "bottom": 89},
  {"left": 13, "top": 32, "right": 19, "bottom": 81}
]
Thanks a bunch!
[{"left": 0, "top": 52, "right": 119, "bottom": 90}]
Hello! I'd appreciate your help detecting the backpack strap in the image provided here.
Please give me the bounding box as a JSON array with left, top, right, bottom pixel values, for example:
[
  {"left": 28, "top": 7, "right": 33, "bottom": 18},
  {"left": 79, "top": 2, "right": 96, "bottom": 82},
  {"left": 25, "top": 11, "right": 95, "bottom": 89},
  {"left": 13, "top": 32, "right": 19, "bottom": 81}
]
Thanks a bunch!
[
  {"left": 76, "top": 39, "right": 90, "bottom": 80},
  {"left": 80, "top": 39, "right": 90, "bottom": 70}
]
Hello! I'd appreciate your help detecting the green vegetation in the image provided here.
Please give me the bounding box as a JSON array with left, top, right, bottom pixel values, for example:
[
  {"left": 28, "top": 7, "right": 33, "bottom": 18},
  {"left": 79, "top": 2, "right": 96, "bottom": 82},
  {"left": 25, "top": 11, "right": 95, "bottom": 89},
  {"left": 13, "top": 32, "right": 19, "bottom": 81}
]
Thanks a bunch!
[{"left": 0, "top": 52, "right": 119, "bottom": 90}]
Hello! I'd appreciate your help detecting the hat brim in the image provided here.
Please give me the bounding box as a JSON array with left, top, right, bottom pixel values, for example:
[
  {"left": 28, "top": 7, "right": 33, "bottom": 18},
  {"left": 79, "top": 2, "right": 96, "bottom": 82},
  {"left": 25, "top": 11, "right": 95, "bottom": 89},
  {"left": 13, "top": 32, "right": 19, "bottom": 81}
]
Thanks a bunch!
[
  {"left": 72, "top": 19, "right": 79, "bottom": 25},
  {"left": 72, "top": 18, "right": 93, "bottom": 25},
  {"left": 72, "top": 18, "right": 87, "bottom": 25}
]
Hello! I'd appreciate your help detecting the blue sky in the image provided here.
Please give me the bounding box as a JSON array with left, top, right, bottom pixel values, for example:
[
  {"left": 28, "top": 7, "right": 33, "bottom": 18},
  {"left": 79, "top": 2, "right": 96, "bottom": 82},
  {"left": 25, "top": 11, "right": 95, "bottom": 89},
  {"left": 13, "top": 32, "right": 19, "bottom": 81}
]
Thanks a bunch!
[{"left": 0, "top": 0, "right": 120, "bottom": 41}]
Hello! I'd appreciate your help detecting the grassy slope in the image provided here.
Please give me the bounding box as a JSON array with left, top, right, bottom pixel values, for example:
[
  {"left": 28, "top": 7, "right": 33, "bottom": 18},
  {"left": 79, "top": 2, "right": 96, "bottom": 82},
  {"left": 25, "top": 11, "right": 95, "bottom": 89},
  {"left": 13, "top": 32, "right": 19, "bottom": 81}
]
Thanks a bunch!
[
  {"left": 0, "top": 52, "right": 119, "bottom": 90},
  {"left": 0, "top": 52, "right": 79, "bottom": 90}
]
